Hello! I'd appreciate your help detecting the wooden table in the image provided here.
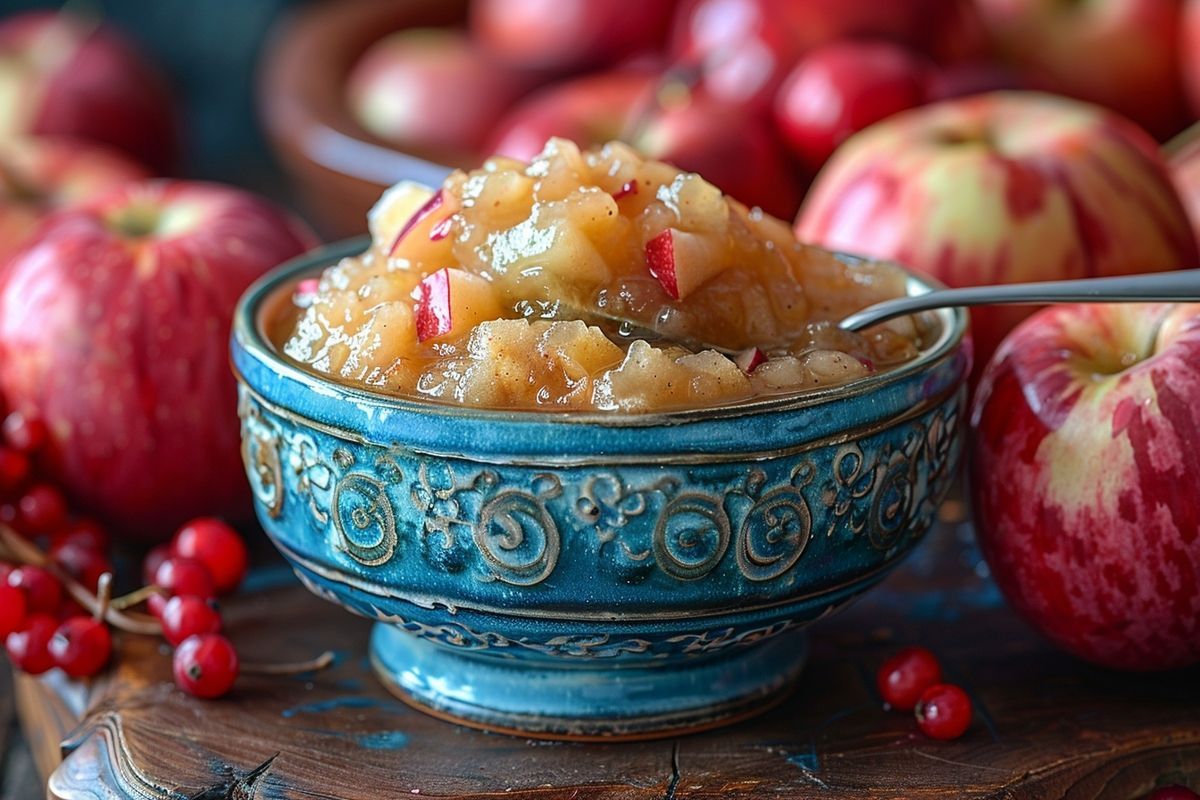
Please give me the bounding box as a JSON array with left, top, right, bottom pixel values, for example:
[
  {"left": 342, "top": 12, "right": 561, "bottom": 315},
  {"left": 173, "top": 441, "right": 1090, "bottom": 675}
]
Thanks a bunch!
[{"left": 8, "top": 517, "right": 1200, "bottom": 799}]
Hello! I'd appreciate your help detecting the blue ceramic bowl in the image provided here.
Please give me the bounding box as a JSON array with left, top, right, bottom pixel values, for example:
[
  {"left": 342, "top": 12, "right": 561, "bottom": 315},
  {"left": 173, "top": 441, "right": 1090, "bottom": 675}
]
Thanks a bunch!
[{"left": 232, "top": 238, "right": 970, "bottom": 739}]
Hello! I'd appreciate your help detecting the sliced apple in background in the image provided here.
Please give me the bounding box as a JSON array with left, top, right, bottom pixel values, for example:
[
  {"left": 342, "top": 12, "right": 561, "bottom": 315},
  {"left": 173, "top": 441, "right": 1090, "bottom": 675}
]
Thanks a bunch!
[
  {"left": 414, "top": 268, "right": 503, "bottom": 343},
  {"left": 644, "top": 228, "right": 727, "bottom": 300}
]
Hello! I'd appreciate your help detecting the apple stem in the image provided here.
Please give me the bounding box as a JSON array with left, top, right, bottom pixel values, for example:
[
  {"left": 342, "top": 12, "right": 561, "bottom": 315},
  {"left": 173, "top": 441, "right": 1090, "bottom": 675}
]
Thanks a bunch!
[{"left": 0, "top": 523, "right": 162, "bottom": 636}]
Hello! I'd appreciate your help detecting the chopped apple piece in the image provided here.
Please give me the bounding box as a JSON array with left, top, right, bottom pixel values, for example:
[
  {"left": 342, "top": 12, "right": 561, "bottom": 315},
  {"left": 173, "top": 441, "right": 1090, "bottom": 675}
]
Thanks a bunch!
[
  {"left": 644, "top": 228, "right": 728, "bottom": 300},
  {"left": 368, "top": 181, "right": 435, "bottom": 247},
  {"left": 735, "top": 347, "right": 767, "bottom": 374},
  {"left": 414, "top": 268, "right": 503, "bottom": 343}
]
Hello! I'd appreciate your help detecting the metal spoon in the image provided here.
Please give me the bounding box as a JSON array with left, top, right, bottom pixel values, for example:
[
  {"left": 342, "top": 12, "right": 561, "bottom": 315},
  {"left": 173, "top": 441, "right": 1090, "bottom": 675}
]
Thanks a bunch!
[{"left": 839, "top": 269, "right": 1200, "bottom": 332}]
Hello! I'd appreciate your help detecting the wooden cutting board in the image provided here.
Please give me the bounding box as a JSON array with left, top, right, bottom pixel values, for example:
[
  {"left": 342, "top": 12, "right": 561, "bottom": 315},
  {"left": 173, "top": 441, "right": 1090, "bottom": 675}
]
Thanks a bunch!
[{"left": 11, "top": 517, "right": 1200, "bottom": 799}]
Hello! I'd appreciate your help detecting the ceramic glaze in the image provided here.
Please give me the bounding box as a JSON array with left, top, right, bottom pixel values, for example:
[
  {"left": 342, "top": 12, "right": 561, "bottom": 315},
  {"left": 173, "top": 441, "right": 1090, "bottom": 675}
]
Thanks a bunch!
[{"left": 231, "top": 238, "right": 970, "bottom": 739}]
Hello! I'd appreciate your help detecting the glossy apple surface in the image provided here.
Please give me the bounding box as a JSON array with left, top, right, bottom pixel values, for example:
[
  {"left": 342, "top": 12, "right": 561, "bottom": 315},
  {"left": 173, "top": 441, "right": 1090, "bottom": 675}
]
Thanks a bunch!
[
  {"left": 774, "top": 40, "right": 932, "bottom": 173},
  {"left": 487, "top": 70, "right": 657, "bottom": 163},
  {"left": 347, "top": 28, "right": 540, "bottom": 159},
  {"left": 973, "top": 0, "right": 1186, "bottom": 139},
  {"left": 797, "top": 92, "right": 1199, "bottom": 373},
  {"left": 0, "top": 136, "right": 149, "bottom": 262},
  {"left": 670, "top": 0, "right": 969, "bottom": 110},
  {"left": 971, "top": 302, "right": 1200, "bottom": 670},
  {"left": 0, "top": 11, "right": 178, "bottom": 172},
  {"left": 1184, "top": 0, "right": 1200, "bottom": 118},
  {"left": 471, "top": 0, "right": 676, "bottom": 71},
  {"left": 0, "top": 180, "right": 316, "bottom": 541},
  {"left": 491, "top": 72, "right": 800, "bottom": 218}
]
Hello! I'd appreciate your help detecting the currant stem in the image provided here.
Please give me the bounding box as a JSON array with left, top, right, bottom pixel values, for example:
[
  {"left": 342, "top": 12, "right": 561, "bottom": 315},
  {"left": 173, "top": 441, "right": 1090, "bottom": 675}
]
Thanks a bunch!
[
  {"left": 241, "top": 650, "right": 336, "bottom": 676},
  {"left": 94, "top": 572, "right": 113, "bottom": 622},
  {"left": 0, "top": 524, "right": 162, "bottom": 636},
  {"left": 110, "top": 583, "right": 162, "bottom": 611}
]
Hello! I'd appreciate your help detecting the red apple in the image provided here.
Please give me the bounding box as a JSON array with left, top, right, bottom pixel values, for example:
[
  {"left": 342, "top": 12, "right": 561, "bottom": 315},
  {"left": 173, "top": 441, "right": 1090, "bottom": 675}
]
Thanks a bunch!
[
  {"left": 973, "top": 0, "right": 1187, "bottom": 140},
  {"left": 796, "top": 92, "right": 1199, "bottom": 375},
  {"left": 0, "top": 136, "right": 149, "bottom": 263},
  {"left": 0, "top": 11, "right": 178, "bottom": 172},
  {"left": 487, "top": 70, "right": 658, "bottom": 164},
  {"left": 470, "top": 0, "right": 676, "bottom": 71},
  {"left": 1184, "top": 0, "right": 1200, "bottom": 117},
  {"left": 925, "top": 62, "right": 1037, "bottom": 102},
  {"left": 971, "top": 302, "right": 1200, "bottom": 670},
  {"left": 773, "top": 40, "right": 932, "bottom": 173},
  {"left": 1169, "top": 129, "right": 1200, "bottom": 247},
  {"left": 347, "top": 28, "right": 541, "bottom": 160},
  {"left": 669, "top": 0, "right": 967, "bottom": 111},
  {"left": 0, "top": 180, "right": 317, "bottom": 541},
  {"left": 490, "top": 71, "right": 801, "bottom": 218}
]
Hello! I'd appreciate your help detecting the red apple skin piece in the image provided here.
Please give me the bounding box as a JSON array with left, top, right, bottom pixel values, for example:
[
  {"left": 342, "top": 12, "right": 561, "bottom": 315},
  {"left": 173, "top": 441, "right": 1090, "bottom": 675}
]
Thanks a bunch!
[
  {"left": 346, "top": 28, "right": 542, "bottom": 159},
  {"left": 773, "top": 40, "right": 933, "bottom": 173},
  {"left": 389, "top": 190, "right": 444, "bottom": 255},
  {"left": 0, "top": 12, "right": 178, "bottom": 172},
  {"left": 0, "top": 135, "right": 149, "bottom": 263},
  {"left": 645, "top": 228, "right": 726, "bottom": 301},
  {"left": 970, "top": 303, "right": 1200, "bottom": 670},
  {"left": 471, "top": 0, "right": 676, "bottom": 71},
  {"left": 973, "top": 0, "right": 1187, "bottom": 140},
  {"left": 0, "top": 180, "right": 317, "bottom": 541},
  {"left": 734, "top": 347, "right": 766, "bottom": 373},
  {"left": 796, "top": 92, "right": 1199, "bottom": 376},
  {"left": 414, "top": 268, "right": 502, "bottom": 343}
]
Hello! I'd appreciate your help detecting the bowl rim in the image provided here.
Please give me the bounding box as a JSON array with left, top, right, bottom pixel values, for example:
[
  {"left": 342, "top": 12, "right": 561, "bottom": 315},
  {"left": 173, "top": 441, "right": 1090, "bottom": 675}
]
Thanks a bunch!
[{"left": 232, "top": 237, "right": 968, "bottom": 426}]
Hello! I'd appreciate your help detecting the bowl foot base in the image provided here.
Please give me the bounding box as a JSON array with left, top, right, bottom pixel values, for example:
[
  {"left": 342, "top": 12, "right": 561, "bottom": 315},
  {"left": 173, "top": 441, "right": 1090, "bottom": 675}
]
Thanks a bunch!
[{"left": 369, "top": 623, "right": 808, "bottom": 741}]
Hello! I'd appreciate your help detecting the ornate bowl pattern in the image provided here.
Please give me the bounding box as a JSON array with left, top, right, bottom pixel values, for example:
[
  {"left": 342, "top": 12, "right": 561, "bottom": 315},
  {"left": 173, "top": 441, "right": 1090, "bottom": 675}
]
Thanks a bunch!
[{"left": 232, "top": 239, "right": 970, "bottom": 739}]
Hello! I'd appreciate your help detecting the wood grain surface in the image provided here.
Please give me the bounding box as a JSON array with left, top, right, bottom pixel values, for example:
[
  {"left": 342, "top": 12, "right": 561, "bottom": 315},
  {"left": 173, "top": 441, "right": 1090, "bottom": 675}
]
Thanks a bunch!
[{"left": 9, "top": 519, "right": 1200, "bottom": 799}]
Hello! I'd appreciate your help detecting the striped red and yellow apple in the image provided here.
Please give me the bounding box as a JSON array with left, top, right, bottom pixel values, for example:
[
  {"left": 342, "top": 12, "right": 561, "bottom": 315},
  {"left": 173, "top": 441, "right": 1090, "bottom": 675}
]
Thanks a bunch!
[
  {"left": 970, "top": 302, "right": 1200, "bottom": 670},
  {"left": 796, "top": 92, "right": 1199, "bottom": 374}
]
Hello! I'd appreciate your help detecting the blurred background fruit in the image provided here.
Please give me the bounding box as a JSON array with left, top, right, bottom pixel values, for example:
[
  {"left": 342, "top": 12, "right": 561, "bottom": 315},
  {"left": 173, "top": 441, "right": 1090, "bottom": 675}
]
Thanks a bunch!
[
  {"left": 796, "top": 92, "right": 1199, "bottom": 375},
  {"left": 0, "top": 10, "right": 179, "bottom": 172}
]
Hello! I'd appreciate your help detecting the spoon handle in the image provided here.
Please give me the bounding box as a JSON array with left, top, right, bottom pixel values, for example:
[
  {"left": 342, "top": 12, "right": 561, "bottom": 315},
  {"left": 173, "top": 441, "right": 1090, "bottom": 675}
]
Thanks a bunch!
[{"left": 839, "top": 269, "right": 1200, "bottom": 332}]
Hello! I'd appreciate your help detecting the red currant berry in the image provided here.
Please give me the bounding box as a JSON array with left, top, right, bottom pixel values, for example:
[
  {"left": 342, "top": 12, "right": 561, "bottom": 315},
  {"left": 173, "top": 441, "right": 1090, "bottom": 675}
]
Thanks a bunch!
[
  {"left": 142, "top": 543, "right": 173, "bottom": 587},
  {"left": 2, "top": 412, "right": 47, "bottom": 453},
  {"left": 172, "top": 518, "right": 248, "bottom": 595},
  {"left": 147, "top": 592, "right": 168, "bottom": 619},
  {"left": 49, "top": 540, "right": 114, "bottom": 593},
  {"left": 877, "top": 646, "right": 943, "bottom": 711},
  {"left": 0, "top": 562, "right": 12, "bottom": 583},
  {"left": 5, "top": 613, "right": 57, "bottom": 674},
  {"left": 0, "top": 447, "right": 30, "bottom": 496},
  {"left": 50, "top": 519, "right": 110, "bottom": 553},
  {"left": 8, "top": 565, "right": 62, "bottom": 614},
  {"left": 1148, "top": 787, "right": 1200, "bottom": 800},
  {"left": 154, "top": 557, "right": 215, "bottom": 599},
  {"left": 0, "top": 584, "right": 28, "bottom": 636},
  {"left": 915, "top": 683, "right": 972, "bottom": 741},
  {"left": 173, "top": 633, "right": 238, "bottom": 698},
  {"left": 48, "top": 616, "right": 111, "bottom": 677},
  {"left": 160, "top": 595, "right": 222, "bottom": 646},
  {"left": 55, "top": 597, "right": 89, "bottom": 621},
  {"left": 16, "top": 483, "right": 68, "bottom": 534}
]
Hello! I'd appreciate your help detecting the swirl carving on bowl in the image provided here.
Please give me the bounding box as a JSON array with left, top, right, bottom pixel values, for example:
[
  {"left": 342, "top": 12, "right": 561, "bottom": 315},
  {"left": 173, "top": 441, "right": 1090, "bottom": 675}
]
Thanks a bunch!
[{"left": 238, "top": 387, "right": 963, "bottom": 586}]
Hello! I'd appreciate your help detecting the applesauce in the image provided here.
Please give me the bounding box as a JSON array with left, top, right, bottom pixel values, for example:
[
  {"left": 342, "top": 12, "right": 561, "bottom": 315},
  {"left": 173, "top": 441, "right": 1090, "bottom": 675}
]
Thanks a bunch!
[{"left": 279, "top": 138, "right": 927, "bottom": 412}]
